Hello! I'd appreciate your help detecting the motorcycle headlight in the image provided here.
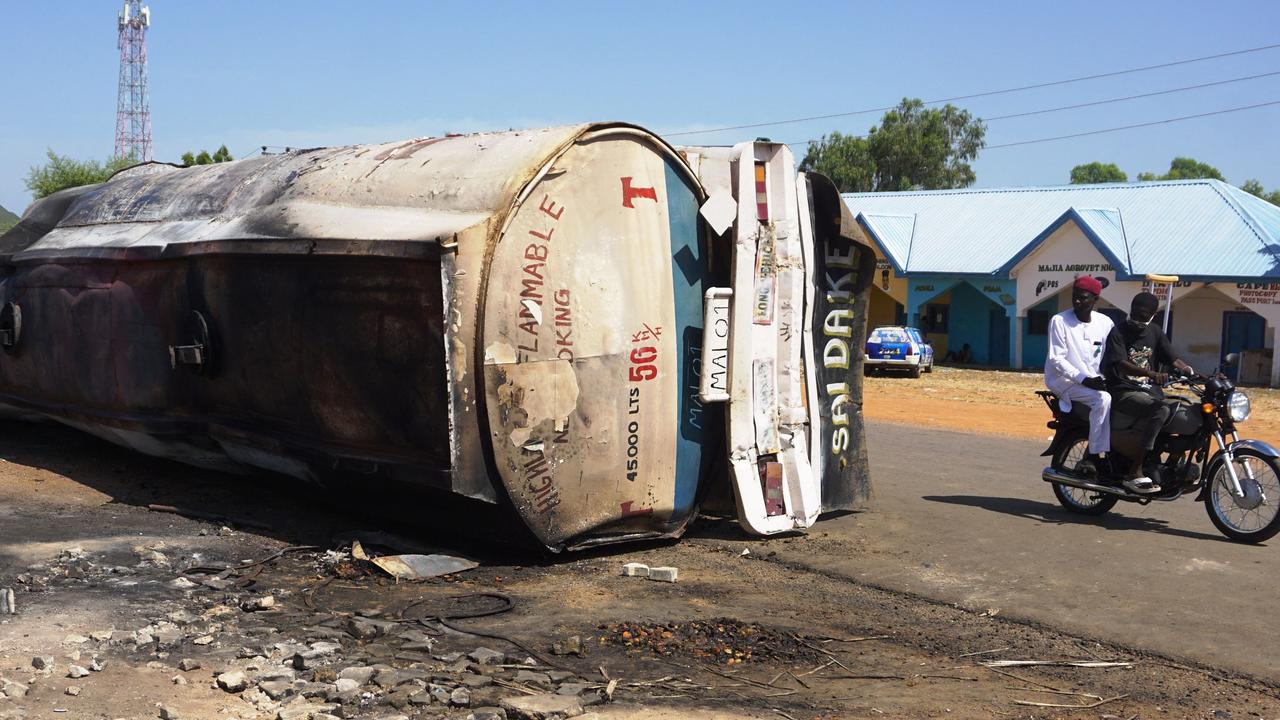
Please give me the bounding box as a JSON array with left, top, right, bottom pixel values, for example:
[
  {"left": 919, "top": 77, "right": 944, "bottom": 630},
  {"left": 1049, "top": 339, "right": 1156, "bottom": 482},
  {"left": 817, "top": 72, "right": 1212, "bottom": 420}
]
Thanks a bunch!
[{"left": 1228, "top": 391, "right": 1252, "bottom": 423}]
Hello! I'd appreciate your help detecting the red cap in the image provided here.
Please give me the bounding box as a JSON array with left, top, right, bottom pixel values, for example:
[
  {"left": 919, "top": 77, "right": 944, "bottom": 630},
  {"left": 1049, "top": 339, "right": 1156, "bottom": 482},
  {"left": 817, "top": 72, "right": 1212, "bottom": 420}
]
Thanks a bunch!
[{"left": 1073, "top": 275, "right": 1103, "bottom": 295}]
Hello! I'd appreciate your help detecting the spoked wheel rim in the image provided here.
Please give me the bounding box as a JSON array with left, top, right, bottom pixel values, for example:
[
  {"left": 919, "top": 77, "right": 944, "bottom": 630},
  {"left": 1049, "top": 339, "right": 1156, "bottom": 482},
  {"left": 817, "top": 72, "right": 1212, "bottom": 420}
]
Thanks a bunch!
[
  {"left": 1210, "top": 453, "right": 1280, "bottom": 535},
  {"left": 1055, "top": 439, "right": 1111, "bottom": 510}
]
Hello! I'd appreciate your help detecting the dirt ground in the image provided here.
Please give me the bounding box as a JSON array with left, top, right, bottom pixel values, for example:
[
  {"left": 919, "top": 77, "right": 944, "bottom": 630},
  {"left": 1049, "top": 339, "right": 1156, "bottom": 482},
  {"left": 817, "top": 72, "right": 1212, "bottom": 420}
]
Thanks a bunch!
[
  {"left": 2, "top": 421, "right": 1280, "bottom": 719},
  {"left": 864, "top": 365, "right": 1280, "bottom": 448}
]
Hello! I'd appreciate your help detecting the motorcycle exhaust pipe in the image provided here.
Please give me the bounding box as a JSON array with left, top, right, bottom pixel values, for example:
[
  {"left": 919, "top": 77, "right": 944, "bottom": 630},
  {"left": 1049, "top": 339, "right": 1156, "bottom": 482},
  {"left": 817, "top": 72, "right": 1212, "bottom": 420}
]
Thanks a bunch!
[{"left": 1041, "top": 467, "right": 1140, "bottom": 499}]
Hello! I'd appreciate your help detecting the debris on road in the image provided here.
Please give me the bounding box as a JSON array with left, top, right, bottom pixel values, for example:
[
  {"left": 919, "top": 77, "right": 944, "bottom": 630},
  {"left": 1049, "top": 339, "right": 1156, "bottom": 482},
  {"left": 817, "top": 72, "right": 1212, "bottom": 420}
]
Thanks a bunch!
[
  {"left": 647, "top": 566, "right": 678, "bottom": 583},
  {"left": 620, "top": 563, "right": 649, "bottom": 577}
]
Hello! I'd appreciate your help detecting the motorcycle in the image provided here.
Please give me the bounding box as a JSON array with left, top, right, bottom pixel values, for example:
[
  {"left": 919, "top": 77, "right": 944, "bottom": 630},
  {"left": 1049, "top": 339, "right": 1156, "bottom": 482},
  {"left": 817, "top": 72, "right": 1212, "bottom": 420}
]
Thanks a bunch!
[{"left": 1038, "top": 353, "right": 1280, "bottom": 543}]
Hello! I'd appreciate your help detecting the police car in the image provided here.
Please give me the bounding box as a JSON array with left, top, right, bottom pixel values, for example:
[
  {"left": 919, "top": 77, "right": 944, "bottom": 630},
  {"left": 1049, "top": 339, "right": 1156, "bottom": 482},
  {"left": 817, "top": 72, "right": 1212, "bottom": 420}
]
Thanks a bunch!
[{"left": 864, "top": 326, "right": 933, "bottom": 377}]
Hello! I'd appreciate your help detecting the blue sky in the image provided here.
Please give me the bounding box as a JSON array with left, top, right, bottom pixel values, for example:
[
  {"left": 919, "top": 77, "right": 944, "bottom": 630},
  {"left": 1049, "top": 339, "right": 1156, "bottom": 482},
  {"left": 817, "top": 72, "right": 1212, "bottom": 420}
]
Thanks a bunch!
[{"left": 2, "top": 0, "right": 1278, "bottom": 214}]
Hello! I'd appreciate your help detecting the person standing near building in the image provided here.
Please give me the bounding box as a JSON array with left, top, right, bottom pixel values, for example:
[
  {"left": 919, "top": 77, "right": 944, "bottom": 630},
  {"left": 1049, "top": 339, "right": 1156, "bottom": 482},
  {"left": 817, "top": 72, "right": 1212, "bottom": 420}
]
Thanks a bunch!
[
  {"left": 1045, "top": 276, "right": 1114, "bottom": 476},
  {"left": 1102, "top": 291, "right": 1195, "bottom": 494}
]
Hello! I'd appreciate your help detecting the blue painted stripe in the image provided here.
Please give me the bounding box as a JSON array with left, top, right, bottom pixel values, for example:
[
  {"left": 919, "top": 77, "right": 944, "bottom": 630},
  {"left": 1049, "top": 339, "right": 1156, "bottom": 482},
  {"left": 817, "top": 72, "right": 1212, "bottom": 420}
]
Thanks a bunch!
[{"left": 664, "top": 160, "right": 705, "bottom": 515}]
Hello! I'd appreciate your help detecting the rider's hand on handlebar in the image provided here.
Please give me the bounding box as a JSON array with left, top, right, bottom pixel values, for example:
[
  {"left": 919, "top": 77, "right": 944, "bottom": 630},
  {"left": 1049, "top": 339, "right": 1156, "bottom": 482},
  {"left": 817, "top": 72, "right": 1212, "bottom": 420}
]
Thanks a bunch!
[
  {"left": 1150, "top": 371, "right": 1170, "bottom": 384},
  {"left": 1082, "top": 376, "right": 1106, "bottom": 391}
]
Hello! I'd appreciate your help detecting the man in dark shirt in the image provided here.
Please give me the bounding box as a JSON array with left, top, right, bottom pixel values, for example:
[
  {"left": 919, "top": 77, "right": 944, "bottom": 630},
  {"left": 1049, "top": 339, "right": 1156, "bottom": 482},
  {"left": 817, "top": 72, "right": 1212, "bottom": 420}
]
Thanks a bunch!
[{"left": 1102, "top": 292, "right": 1194, "bottom": 493}]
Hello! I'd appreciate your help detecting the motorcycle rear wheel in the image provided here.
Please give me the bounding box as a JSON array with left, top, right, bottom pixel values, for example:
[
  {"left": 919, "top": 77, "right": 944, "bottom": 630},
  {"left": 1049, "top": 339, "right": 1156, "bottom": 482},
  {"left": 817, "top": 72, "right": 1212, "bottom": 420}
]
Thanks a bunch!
[
  {"left": 1205, "top": 448, "right": 1280, "bottom": 543},
  {"left": 1051, "top": 433, "right": 1118, "bottom": 516}
]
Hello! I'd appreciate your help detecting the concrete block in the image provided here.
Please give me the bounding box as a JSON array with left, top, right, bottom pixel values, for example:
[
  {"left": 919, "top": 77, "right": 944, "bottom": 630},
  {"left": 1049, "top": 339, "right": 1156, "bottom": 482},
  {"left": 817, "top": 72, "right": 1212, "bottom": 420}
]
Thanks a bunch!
[
  {"left": 620, "top": 563, "right": 649, "bottom": 577},
  {"left": 647, "top": 566, "right": 678, "bottom": 582}
]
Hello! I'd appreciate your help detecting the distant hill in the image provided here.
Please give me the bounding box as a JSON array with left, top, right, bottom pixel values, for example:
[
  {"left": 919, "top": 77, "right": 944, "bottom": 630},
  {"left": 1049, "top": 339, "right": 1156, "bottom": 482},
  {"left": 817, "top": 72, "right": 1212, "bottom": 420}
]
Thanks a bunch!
[{"left": 0, "top": 204, "right": 17, "bottom": 232}]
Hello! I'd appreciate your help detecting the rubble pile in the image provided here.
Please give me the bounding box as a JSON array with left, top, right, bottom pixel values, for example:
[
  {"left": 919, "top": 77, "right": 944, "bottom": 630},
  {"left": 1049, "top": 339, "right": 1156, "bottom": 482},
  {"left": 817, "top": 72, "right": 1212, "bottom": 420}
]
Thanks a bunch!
[
  {"left": 598, "top": 619, "right": 822, "bottom": 666},
  {"left": 0, "top": 543, "right": 613, "bottom": 719}
]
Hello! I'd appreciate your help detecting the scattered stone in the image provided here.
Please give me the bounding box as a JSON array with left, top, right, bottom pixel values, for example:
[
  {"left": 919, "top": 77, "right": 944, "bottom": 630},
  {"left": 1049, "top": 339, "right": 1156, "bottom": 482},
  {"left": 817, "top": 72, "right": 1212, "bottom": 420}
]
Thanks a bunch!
[
  {"left": 451, "top": 687, "right": 472, "bottom": 706},
  {"left": 89, "top": 657, "right": 105, "bottom": 672},
  {"left": 467, "top": 709, "right": 508, "bottom": 720},
  {"left": 514, "top": 670, "right": 551, "bottom": 687},
  {"left": 90, "top": 630, "right": 113, "bottom": 642},
  {"left": 435, "top": 651, "right": 465, "bottom": 663},
  {"left": 647, "top": 566, "right": 678, "bottom": 583},
  {"left": 338, "top": 666, "right": 376, "bottom": 685},
  {"left": 64, "top": 686, "right": 81, "bottom": 697},
  {"left": 171, "top": 675, "right": 187, "bottom": 685},
  {"left": 241, "top": 595, "right": 276, "bottom": 612},
  {"left": 169, "top": 577, "right": 198, "bottom": 590},
  {"left": 178, "top": 658, "right": 201, "bottom": 672},
  {"left": 67, "top": 665, "right": 90, "bottom": 679},
  {"left": 550, "top": 636, "right": 581, "bottom": 657},
  {"left": 311, "top": 668, "right": 337, "bottom": 683},
  {"left": 556, "top": 683, "right": 594, "bottom": 696},
  {"left": 159, "top": 704, "right": 181, "bottom": 720},
  {"left": 166, "top": 610, "right": 198, "bottom": 625},
  {"left": 620, "top": 563, "right": 649, "bottom": 577},
  {"left": 259, "top": 679, "right": 294, "bottom": 701},
  {"left": 192, "top": 635, "right": 214, "bottom": 646},
  {"left": 31, "top": 656, "right": 54, "bottom": 671},
  {"left": 308, "top": 641, "right": 342, "bottom": 656},
  {"left": 216, "top": 670, "right": 249, "bottom": 693},
  {"left": 334, "top": 678, "right": 359, "bottom": 693},
  {"left": 468, "top": 647, "right": 505, "bottom": 665},
  {"left": 62, "top": 634, "right": 89, "bottom": 645},
  {"left": 500, "top": 694, "right": 584, "bottom": 720},
  {"left": 459, "top": 674, "right": 494, "bottom": 689},
  {"left": 548, "top": 671, "right": 575, "bottom": 683},
  {"left": 344, "top": 617, "right": 388, "bottom": 640},
  {"left": 2, "top": 681, "right": 29, "bottom": 698},
  {"left": 0, "top": 587, "right": 15, "bottom": 615},
  {"left": 154, "top": 627, "right": 184, "bottom": 647}
]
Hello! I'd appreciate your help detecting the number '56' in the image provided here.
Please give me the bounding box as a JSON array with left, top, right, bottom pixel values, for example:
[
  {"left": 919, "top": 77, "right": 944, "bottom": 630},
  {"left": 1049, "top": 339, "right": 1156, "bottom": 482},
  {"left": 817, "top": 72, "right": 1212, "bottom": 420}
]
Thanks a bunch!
[{"left": 629, "top": 346, "right": 657, "bottom": 382}]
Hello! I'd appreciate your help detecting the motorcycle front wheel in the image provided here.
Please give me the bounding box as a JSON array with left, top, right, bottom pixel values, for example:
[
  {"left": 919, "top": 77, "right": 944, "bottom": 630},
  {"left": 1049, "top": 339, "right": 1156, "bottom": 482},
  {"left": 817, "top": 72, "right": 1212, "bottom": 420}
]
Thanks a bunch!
[
  {"left": 1051, "top": 432, "right": 1118, "bottom": 516},
  {"left": 1205, "top": 448, "right": 1280, "bottom": 543}
]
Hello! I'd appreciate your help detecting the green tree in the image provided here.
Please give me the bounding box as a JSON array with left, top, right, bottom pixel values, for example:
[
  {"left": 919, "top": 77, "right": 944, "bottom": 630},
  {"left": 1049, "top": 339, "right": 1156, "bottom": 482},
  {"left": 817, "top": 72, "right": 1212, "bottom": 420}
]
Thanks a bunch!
[
  {"left": 798, "top": 131, "right": 875, "bottom": 193},
  {"left": 1137, "top": 157, "right": 1225, "bottom": 182},
  {"left": 181, "top": 145, "right": 233, "bottom": 167},
  {"left": 1069, "top": 162, "right": 1127, "bottom": 184},
  {"left": 801, "top": 98, "right": 986, "bottom": 192},
  {"left": 24, "top": 150, "right": 136, "bottom": 200},
  {"left": 0, "top": 205, "right": 18, "bottom": 233},
  {"left": 1241, "top": 179, "right": 1280, "bottom": 206}
]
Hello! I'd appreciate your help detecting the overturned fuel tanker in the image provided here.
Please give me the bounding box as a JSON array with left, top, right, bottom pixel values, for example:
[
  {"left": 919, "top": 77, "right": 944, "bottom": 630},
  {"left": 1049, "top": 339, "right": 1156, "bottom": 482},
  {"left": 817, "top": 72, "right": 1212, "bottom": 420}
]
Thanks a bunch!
[{"left": 0, "top": 123, "right": 875, "bottom": 550}]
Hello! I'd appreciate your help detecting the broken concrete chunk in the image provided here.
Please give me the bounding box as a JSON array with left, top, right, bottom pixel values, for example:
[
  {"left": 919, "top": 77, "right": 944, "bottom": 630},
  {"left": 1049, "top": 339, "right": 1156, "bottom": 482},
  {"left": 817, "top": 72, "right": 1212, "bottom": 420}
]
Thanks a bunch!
[
  {"left": 337, "top": 665, "right": 376, "bottom": 684},
  {"left": 241, "top": 595, "right": 276, "bottom": 612},
  {"left": 550, "top": 636, "right": 581, "bottom": 656},
  {"left": 620, "top": 563, "right": 649, "bottom": 577},
  {"left": 216, "top": 670, "right": 249, "bottom": 693},
  {"left": 468, "top": 647, "right": 505, "bottom": 665},
  {"left": 647, "top": 566, "right": 678, "bottom": 582},
  {"left": 451, "top": 686, "right": 472, "bottom": 707},
  {"left": 500, "top": 694, "right": 584, "bottom": 719}
]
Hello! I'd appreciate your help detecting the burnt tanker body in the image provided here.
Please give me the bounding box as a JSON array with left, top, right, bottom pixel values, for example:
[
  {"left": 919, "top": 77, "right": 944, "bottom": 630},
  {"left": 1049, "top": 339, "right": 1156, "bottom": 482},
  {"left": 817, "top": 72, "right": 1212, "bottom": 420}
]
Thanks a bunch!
[{"left": 0, "top": 123, "right": 875, "bottom": 550}]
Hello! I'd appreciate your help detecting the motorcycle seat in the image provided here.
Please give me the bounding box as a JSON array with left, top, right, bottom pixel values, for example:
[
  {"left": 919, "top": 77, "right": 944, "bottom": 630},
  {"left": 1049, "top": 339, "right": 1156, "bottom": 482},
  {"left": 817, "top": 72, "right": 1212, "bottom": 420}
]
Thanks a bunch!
[{"left": 1063, "top": 401, "right": 1139, "bottom": 431}]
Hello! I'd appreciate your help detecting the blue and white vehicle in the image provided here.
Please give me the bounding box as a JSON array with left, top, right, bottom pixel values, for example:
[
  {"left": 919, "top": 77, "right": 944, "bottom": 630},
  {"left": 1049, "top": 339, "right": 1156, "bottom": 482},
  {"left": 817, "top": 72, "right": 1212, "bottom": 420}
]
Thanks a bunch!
[{"left": 864, "top": 326, "right": 933, "bottom": 377}]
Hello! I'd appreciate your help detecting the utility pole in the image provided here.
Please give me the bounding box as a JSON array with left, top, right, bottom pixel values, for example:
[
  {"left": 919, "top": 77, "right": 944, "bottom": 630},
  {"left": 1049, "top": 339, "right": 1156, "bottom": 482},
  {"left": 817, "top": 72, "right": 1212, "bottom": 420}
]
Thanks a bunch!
[{"left": 115, "top": 1, "right": 153, "bottom": 162}]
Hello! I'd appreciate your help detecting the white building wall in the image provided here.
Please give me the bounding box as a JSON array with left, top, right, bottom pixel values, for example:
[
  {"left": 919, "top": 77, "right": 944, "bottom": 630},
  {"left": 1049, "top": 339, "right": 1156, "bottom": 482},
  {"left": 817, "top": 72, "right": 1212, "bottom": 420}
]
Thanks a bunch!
[{"left": 1170, "top": 287, "right": 1256, "bottom": 373}]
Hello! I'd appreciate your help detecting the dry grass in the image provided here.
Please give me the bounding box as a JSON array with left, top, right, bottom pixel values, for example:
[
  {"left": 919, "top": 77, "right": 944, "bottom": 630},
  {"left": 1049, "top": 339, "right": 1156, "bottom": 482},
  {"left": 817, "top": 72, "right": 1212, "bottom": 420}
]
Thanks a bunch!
[{"left": 863, "top": 366, "right": 1280, "bottom": 447}]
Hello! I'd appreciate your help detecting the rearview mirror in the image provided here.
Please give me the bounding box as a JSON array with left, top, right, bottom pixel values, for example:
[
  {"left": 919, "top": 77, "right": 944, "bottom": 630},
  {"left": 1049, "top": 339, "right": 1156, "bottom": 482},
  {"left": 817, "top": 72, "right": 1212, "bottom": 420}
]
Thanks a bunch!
[{"left": 1224, "top": 352, "right": 1240, "bottom": 367}]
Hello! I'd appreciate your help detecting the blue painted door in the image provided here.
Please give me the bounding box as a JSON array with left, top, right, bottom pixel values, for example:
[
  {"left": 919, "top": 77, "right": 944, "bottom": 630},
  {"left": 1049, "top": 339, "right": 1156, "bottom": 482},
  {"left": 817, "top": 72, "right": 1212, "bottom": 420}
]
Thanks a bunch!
[
  {"left": 1221, "top": 311, "right": 1265, "bottom": 380},
  {"left": 988, "top": 308, "right": 1009, "bottom": 367}
]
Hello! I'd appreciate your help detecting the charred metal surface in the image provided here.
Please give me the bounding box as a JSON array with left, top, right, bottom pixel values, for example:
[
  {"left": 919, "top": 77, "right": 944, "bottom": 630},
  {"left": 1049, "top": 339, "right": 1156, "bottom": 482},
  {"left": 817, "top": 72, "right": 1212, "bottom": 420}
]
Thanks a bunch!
[{"left": 806, "top": 172, "right": 874, "bottom": 510}]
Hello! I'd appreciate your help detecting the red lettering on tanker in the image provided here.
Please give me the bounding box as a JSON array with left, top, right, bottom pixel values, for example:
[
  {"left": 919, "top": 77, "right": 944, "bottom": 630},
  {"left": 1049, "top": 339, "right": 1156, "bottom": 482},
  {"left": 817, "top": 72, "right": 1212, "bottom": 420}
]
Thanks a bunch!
[
  {"left": 621, "top": 177, "right": 658, "bottom": 208},
  {"left": 516, "top": 195, "right": 565, "bottom": 361},
  {"left": 623, "top": 325, "right": 661, "bottom": 483},
  {"left": 553, "top": 289, "right": 575, "bottom": 361},
  {"left": 619, "top": 500, "right": 654, "bottom": 518}
]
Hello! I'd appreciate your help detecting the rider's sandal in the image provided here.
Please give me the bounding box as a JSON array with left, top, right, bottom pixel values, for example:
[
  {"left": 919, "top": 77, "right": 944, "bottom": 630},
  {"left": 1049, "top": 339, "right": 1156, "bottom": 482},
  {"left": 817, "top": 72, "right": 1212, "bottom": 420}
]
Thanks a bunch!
[{"left": 1122, "top": 476, "right": 1161, "bottom": 494}]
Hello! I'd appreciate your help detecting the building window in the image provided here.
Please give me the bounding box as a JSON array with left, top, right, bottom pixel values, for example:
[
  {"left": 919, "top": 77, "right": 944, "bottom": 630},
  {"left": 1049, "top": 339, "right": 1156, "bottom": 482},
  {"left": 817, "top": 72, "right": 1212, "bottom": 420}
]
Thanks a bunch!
[
  {"left": 923, "top": 303, "right": 949, "bottom": 333},
  {"left": 1027, "top": 310, "right": 1050, "bottom": 336}
]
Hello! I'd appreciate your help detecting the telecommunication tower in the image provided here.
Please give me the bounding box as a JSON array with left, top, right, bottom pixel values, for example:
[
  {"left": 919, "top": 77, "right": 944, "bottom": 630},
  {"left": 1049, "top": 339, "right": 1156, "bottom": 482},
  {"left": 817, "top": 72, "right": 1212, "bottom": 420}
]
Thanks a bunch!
[{"left": 114, "top": 1, "right": 153, "bottom": 162}]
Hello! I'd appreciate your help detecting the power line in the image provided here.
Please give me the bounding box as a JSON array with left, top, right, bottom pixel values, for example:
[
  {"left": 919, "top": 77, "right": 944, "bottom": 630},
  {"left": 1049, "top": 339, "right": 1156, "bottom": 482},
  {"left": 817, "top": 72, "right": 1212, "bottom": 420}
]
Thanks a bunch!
[
  {"left": 983, "top": 99, "right": 1280, "bottom": 150},
  {"left": 662, "top": 41, "right": 1280, "bottom": 137},
  {"left": 984, "top": 70, "right": 1280, "bottom": 121}
]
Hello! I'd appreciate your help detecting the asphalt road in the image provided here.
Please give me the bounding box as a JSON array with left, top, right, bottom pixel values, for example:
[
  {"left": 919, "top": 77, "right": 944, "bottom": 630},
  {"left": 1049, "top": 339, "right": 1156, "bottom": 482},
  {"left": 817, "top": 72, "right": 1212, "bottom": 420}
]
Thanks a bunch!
[{"left": 775, "top": 420, "right": 1280, "bottom": 683}]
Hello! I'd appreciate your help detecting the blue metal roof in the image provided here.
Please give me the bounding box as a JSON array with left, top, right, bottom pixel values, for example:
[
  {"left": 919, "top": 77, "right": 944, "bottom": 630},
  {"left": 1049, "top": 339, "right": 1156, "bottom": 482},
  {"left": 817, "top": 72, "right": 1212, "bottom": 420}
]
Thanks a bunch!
[{"left": 843, "top": 180, "right": 1280, "bottom": 280}]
